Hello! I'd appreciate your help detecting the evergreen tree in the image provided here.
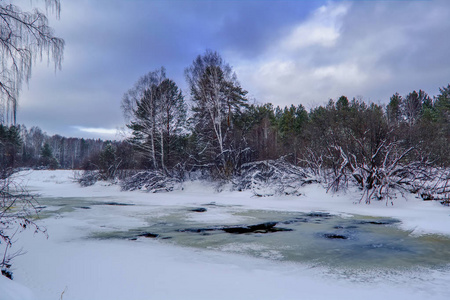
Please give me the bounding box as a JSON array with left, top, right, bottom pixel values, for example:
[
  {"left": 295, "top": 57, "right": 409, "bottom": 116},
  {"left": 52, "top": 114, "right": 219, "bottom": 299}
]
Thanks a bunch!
[
  {"left": 40, "top": 142, "right": 59, "bottom": 169},
  {"left": 99, "top": 143, "right": 119, "bottom": 179},
  {"left": 0, "top": 125, "right": 21, "bottom": 177},
  {"left": 386, "top": 93, "right": 403, "bottom": 125}
]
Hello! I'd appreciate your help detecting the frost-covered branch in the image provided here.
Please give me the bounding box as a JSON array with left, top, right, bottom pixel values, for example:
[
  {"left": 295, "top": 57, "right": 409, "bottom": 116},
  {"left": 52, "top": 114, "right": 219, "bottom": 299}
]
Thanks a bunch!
[
  {"left": 0, "top": 174, "right": 45, "bottom": 277},
  {"left": 326, "top": 138, "right": 432, "bottom": 204},
  {"left": 0, "top": 1, "right": 64, "bottom": 125}
]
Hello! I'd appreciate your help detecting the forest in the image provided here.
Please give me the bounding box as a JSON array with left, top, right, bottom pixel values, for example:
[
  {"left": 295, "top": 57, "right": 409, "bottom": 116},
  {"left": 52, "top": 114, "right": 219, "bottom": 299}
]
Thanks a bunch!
[{"left": 1, "top": 50, "right": 448, "bottom": 203}]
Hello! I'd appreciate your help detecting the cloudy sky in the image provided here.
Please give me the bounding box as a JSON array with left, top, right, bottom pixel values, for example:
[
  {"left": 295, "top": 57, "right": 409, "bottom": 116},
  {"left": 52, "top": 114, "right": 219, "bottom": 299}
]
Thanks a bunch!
[{"left": 14, "top": 0, "right": 450, "bottom": 140}]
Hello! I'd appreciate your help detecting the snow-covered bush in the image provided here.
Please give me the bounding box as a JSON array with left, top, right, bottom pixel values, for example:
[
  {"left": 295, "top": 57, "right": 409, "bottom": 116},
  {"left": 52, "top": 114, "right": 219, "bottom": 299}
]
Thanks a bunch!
[
  {"left": 121, "top": 170, "right": 182, "bottom": 193},
  {"left": 235, "top": 158, "right": 311, "bottom": 197},
  {"left": 327, "top": 142, "right": 435, "bottom": 204},
  {"left": 419, "top": 168, "right": 450, "bottom": 205},
  {"left": 76, "top": 170, "right": 101, "bottom": 187}
]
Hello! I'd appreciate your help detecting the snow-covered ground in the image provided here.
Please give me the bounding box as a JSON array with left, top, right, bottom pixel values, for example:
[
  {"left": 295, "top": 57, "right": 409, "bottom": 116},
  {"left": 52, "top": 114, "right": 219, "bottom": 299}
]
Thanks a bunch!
[{"left": 1, "top": 170, "right": 450, "bottom": 300}]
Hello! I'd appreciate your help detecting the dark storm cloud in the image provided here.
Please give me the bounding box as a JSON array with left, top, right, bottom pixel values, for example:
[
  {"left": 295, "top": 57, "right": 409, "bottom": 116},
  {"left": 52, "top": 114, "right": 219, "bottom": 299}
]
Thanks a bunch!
[
  {"left": 18, "top": 0, "right": 325, "bottom": 139},
  {"left": 15, "top": 0, "right": 450, "bottom": 139}
]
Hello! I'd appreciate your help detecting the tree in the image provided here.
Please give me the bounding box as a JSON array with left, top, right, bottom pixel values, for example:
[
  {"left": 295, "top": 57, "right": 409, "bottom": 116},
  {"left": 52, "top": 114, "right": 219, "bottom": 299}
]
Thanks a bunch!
[
  {"left": 1, "top": 0, "right": 63, "bottom": 277},
  {"left": 123, "top": 68, "right": 187, "bottom": 172},
  {"left": 277, "top": 104, "right": 308, "bottom": 164},
  {"left": 40, "top": 142, "right": 58, "bottom": 169},
  {"left": 0, "top": 125, "right": 21, "bottom": 178},
  {"left": 99, "top": 143, "right": 119, "bottom": 180},
  {"left": 434, "top": 85, "right": 450, "bottom": 123},
  {"left": 402, "top": 90, "right": 423, "bottom": 127},
  {"left": 185, "top": 50, "right": 247, "bottom": 173},
  {"left": 0, "top": 0, "right": 64, "bottom": 125},
  {"left": 335, "top": 95, "right": 350, "bottom": 112},
  {"left": 386, "top": 93, "right": 402, "bottom": 126},
  {"left": 430, "top": 85, "right": 450, "bottom": 165},
  {"left": 233, "top": 103, "right": 278, "bottom": 162}
]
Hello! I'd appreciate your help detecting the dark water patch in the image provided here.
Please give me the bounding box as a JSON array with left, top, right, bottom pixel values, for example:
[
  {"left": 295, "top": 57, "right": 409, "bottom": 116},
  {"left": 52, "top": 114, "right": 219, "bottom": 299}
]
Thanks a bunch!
[
  {"left": 346, "top": 225, "right": 359, "bottom": 229},
  {"left": 223, "top": 222, "right": 292, "bottom": 234},
  {"left": 323, "top": 233, "right": 350, "bottom": 240},
  {"left": 281, "top": 217, "right": 309, "bottom": 224},
  {"left": 137, "top": 232, "right": 159, "bottom": 238},
  {"left": 179, "top": 222, "right": 292, "bottom": 235},
  {"left": 190, "top": 208, "right": 207, "bottom": 212},
  {"left": 355, "top": 218, "right": 401, "bottom": 225},
  {"left": 307, "top": 212, "right": 332, "bottom": 218},
  {"left": 179, "top": 227, "right": 219, "bottom": 233},
  {"left": 91, "top": 229, "right": 162, "bottom": 240},
  {"left": 103, "top": 202, "right": 134, "bottom": 206}
]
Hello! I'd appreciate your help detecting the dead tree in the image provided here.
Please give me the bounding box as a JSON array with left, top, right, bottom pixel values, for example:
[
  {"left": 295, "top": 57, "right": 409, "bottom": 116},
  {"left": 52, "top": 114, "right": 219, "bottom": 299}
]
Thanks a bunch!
[{"left": 327, "top": 140, "right": 431, "bottom": 204}]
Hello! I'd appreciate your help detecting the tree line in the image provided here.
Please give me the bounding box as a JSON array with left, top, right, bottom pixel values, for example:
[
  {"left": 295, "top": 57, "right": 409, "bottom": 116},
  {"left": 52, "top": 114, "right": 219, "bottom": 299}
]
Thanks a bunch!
[
  {"left": 1, "top": 50, "right": 449, "bottom": 183},
  {"left": 120, "top": 50, "right": 450, "bottom": 181},
  {"left": 0, "top": 124, "right": 107, "bottom": 176}
]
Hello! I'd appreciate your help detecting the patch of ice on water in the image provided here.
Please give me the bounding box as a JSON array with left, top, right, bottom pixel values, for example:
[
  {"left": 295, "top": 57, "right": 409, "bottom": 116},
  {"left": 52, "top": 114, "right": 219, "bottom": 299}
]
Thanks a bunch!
[{"left": 210, "top": 242, "right": 285, "bottom": 260}]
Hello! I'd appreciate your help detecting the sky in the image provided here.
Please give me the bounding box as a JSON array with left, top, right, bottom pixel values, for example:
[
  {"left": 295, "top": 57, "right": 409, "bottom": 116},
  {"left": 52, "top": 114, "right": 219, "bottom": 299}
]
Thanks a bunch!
[{"left": 12, "top": 0, "right": 450, "bottom": 140}]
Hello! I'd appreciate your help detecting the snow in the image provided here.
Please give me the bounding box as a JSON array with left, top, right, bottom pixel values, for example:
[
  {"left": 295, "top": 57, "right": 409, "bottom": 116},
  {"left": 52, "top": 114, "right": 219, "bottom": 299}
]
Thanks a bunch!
[
  {"left": 0, "top": 275, "right": 34, "bottom": 300},
  {"left": 1, "top": 170, "right": 450, "bottom": 300}
]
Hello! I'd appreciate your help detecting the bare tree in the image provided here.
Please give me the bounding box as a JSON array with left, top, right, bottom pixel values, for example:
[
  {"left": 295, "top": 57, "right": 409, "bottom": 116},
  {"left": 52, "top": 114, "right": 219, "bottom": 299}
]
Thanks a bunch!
[
  {"left": 327, "top": 139, "right": 431, "bottom": 204},
  {"left": 402, "top": 90, "right": 424, "bottom": 127},
  {"left": 0, "top": 0, "right": 64, "bottom": 125}
]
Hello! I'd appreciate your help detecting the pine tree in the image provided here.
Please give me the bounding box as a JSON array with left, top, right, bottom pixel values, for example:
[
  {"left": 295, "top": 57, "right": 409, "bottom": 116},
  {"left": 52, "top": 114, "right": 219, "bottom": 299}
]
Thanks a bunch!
[
  {"left": 123, "top": 68, "right": 187, "bottom": 172},
  {"left": 40, "top": 142, "right": 58, "bottom": 169}
]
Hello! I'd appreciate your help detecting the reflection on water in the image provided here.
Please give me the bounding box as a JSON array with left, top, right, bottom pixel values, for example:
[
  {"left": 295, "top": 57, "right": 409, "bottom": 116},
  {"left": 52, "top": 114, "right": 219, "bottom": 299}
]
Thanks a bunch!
[
  {"left": 36, "top": 197, "right": 450, "bottom": 270},
  {"left": 34, "top": 197, "right": 134, "bottom": 219}
]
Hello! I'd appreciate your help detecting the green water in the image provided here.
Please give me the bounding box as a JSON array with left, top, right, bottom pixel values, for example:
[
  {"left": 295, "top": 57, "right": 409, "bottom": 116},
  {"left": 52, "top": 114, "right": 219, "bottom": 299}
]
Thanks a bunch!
[{"left": 36, "top": 197, "right": 450, "bottom": 269}]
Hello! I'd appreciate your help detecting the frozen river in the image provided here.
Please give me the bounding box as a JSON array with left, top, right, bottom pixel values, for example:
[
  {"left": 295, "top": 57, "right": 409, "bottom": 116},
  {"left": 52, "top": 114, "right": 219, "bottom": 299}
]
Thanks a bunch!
[
  {"left": 37, "top": 195, "right": 450, "bottom": 270},
  {"left": 3, "top": 170, "right": 450, "bottom": 300}
]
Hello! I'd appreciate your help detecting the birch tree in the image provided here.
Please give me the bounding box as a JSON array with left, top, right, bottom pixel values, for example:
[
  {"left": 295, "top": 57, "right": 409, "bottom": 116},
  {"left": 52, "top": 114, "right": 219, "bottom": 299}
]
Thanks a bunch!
[
  {"left": 402, "top": 90, "right": 425, "bottom": 127},
  {"left": 122, "top": 68, "right": 186, "bottom": 171},
  {"left": 0, "top": 0, "right": 64, "bottom": 125},
  {"left": 185, "top": 50, "right": 247, "bottom": 171}
]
